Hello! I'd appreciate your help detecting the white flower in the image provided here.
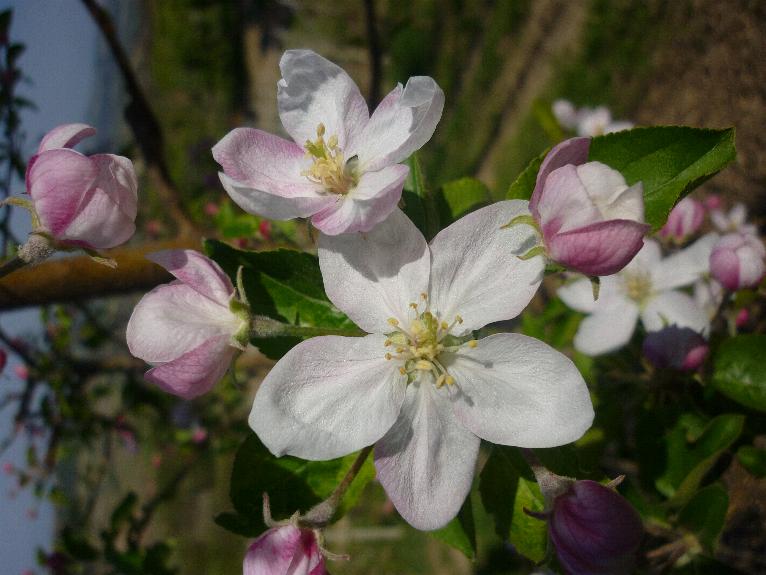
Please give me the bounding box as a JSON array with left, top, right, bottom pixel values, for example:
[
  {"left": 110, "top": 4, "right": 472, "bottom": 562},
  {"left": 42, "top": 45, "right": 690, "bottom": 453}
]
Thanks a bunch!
[
  {"left": 576, "top": 106, "right": 633, "bottom": 137},
  {"left": 250, "top": 203, "right": 593, "bottom": 530},
  {"left": 710, "top": 202, "right": 757, "bottom": 236},
  {"left": 213, "top": 50, "right": 444, "bottom": 235},
  {"left": 558, "top": 235, "right": 718, "bottom": 356}
]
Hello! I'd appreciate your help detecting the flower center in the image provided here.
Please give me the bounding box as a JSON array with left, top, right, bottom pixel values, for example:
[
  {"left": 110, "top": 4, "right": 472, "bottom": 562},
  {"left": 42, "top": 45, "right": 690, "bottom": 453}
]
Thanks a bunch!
[
  {"left": 384, "top": 293, "right": 476, "bottom": 388},
  {"left": 302, "top": 123, "right": 358, "bottom": 195},
  {"left": 621, "top": 270, "right": 652, "bottom": 303}
]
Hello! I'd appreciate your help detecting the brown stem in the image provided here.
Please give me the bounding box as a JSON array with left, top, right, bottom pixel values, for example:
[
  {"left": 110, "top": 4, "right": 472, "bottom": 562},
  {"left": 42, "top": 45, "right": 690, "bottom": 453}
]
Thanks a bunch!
[
  {"left": 80, "top": 0, "right": 197, "bottom": 236},
  {"left": 0, "top": 238, "right": 197, "bottom": 310},
  {"left": 0, "top": 255, "right": 25, "bottom": 279}
]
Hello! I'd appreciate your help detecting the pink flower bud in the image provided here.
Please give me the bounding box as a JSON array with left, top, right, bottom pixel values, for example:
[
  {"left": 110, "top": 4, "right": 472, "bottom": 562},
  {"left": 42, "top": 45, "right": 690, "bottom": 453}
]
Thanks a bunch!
[
  {"left": 735, "top": 308, "right": 750, "bottom": 328},
  {"left": 204, "top": 202, "right": 220, "bottom": 216},
  {"left": 2, "top": 462, "right": 13, "bottom": 475},
  {"left": 659, "top": 197, "right": 704, "bottom": 241},
  {"left": 191, "top": 426, "right": 208, "bottom": 444},
  {"left": 702, "top": 194, "right": 722, "bottom": 211},
  {"left": 243, "top": 524, "right": 327, "bottom": 575},
  {"left": 126, "top": 250, "right": 248, "bottom": 399},
  {"left": 549, "top": 480, "right": 643, "bottom": 575},
  {"left": 26, "top": 124, "right": 137, "bottom": 250},
  {"left": 530, "top": 138, "right": 649, "bottom": 276},
  {"left": 259, "top": 220, "right": 272, "bottom": 241},
  {"left": 14, "top": 364, "right": 28, "bottom": 380},
  {"left": 709, "top": 232, "right": 766, "bottom": 290},
  {"left": 642, "top": 326, "right": 708, "bottom": 371},
  {"left": 145, "top": 219, "right": 163, "bottom": 238},
  {"left": 0, "top": 348, "right": 6, "bottom": 372}
]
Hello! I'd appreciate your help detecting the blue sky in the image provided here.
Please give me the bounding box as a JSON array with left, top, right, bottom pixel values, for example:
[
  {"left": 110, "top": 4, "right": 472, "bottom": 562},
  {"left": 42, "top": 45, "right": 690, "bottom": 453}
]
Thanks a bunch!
[{"left": 0, "top": 1, "right": 99, "bottom": 572}]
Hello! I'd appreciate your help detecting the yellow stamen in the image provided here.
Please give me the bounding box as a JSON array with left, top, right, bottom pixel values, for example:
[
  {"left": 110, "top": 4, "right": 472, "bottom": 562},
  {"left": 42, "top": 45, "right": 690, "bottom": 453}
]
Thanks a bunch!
[{"left": 467, "top": 340, "right": 478, "bottom": 348}]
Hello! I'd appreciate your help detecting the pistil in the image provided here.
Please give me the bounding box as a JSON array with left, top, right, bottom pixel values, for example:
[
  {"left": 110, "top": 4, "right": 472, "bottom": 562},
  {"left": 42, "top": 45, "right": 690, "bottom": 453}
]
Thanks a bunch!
[{"left": 302, "top": 123, "right": 358, "bottom": 195}]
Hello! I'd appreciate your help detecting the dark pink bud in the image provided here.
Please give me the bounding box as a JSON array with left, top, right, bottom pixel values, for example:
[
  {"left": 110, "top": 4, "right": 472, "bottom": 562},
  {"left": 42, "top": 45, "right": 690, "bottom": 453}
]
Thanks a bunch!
[
  {"left": 204, "top": 202, "right": 220, "bottom": 216},
  {"left": 0, "top": 348, "right": 6, "bottom": 371},
  {"left": 659, "top": 197, "right": 704, "bottom": 242},
  {"left": 145, "top": 219, "right": 163, "bottom": 238},
  {"left": 710, "top": 232, "right": 765, "bottom": 290},
  {"left": 243, "top": 524, "right": 327, "bottom": 575},
  {"left": 549, "top": 480, "right": 643, "bottom": 575},
  {"left": 259, "top": 220, "right": 273, "bottom": 241},
  {"left": 735, "top": 308, "right": 750, "bottom": 328},
  {"left": 702, "top": 194, "right": 722, "bottom": 211},
  {"left": 2, "top": 462, "right": 13, "bottom": 475},
  {"left": 45, "top": 551, "right": 71, "bottom": 575},
  {"left": 642, "top": 326, "right": 709, "bottom": 371},
  {"left": 14, "top": 364, "right": 28, "bottom": 380}
]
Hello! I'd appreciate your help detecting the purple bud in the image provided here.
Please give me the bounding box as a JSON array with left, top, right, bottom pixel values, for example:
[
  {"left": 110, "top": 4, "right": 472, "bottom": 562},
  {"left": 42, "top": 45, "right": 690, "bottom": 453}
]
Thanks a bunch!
[
  {"left": 642, "top": 326, "right": 709, "bottom": 371},
  {"left": 549, "top": 480, "right": 643, "bottom": 575},
  {"left": 709, "top": 232, "right": 765, "bottom": 290},
  {"left": 243, "top": 524, "right": 327, "bottom": 575},
  {"left": 659, "top": 197, "right": 704, "bottom": 242}
]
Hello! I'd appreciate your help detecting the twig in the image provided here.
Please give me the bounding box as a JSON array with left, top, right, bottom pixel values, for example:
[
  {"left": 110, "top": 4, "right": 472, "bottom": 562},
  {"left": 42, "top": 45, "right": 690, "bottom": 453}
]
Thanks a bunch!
[
  {"left": 0, "top": 255, "right": 24, "bottom": 279},
  {"left": 362, "top": 0, "right": 382, "bottom": 107},
  {"left": 80, "top": 0, "right": 197, "bottom": 236}
]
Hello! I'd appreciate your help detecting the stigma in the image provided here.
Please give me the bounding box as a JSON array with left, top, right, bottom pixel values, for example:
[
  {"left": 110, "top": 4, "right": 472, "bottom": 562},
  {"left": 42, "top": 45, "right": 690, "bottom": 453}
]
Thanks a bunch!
[
  {"left": 302, "top": 123, "right": 358, "bottom": 195},
  {"left": 384, "top": 294, "right": 476, "bottom": 389}
]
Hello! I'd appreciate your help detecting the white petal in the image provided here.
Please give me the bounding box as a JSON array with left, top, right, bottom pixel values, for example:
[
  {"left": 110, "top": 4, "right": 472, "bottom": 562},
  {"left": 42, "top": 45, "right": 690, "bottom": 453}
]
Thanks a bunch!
[
  {"left": 623, "top": 239, "right": 662, "bottom": 275},
  {"left": 573, "top": 298, "right": 639, "bottom": 356},
  {"left": 374, "top": 381, "right": 479, "bottom": 530},
  {"left": 277, "top": 50, "right": 369, "bottom": 150},
  {"left": 126, "top": 282, "right": 238, "bottom": 363},
  {"left": 318, "top": 208, "right": 430, "bottom": 334},
  {"left": 429, "top": 200, "right": 544, "bottom": 333},
  {"left": 249, "top": 334, "right": 406, "bottom": 460},
  {"left": 350, "top": 77, "right": 445, "bottom": 172},
  {"left": 653, "top": 232, "right": 719, "bottom": 291},
  {"left": 219, "top": 172, "right": 332, "bottom": 221},
  {"left": 448, "top": 333, "right": 593, "bottom": 447},
  {"left": 557, "top": 278, "right": 597, "bottom": 313},
  {"left": 641, "top": 290, "right": 710, "bottom": 335}
]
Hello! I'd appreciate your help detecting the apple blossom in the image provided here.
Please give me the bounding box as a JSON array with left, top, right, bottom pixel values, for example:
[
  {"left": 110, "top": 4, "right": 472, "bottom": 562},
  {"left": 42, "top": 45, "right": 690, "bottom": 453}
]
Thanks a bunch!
[
  {"left": 558, "top": 235, "right": 717, "bottom": 356},
  {"left": 659, "top": 196, "right": 705, "bottom": 242},
  {"left": 243, "top": 524, "right": 327, "bottom": 575},
  {"left": 575, "top": 106, "right": 633, "bottom": 137},
  {"left": 548, "top": 480, "right": 643, "bottom": 575},
  {"left": 250, "top": 202, "right": 593, "bottom": 530},
  {"left": 126, "top": 249, "right": 249, "bottom": 399},
  {"left": 709, "top": 232, "right": 766, "bottom": 290},
  {"left": 213, "top": 50, "right": 444, "bottom": 235},
  {"left": 26, "top": 123, "right": 137, "bottom": 249},
  {"left": 552, "top": 99, "right": 579, "bottom": 131},
  {"left": 710, "top": 202, "right": 757, "bottom": 236},
  {"left": 642, "top": 326, "right": 708, "bottom": 371},
  {"left": 528, "top": 137, "right": 649, "bottom": 276}
]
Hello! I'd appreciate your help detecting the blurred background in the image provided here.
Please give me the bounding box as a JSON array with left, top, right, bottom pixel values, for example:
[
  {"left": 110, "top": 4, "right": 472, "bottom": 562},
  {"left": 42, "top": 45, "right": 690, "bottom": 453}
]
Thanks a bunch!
[{"left": 0, "top": 0, "right": 764, "bottom": 573}]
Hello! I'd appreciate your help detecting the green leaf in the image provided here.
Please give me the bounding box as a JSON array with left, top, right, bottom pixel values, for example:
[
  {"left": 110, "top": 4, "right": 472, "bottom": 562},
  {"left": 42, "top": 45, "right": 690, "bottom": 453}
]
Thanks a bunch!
[
  {"left": 220, "top": 435, "right": 374, "bottom": 537},
  {"left": 506, "top": 147, "right": 548, "bottom": 201},
  {"left": 678, "top": 483, "right": 728, "bottom": 552},
  {"left": 429, "top": 494, "right": 477, "bottom": 559},
  {"left": 656, "top": 414, "right": 744, "bottom": 506},
  {"left": 61, "top": 528, "right": 99, "bottom": 561},
  {"left": 589, "top": 126, "right": 736, "bottom": 229},
  {"left": 110, "top": 492, "right": 137, "bottom": 533},
  {"left": 736, "top": 445, "right": 766, "bottom": 478},
  {"left": 712, "top": 335, "right": 766, "bottom": 413},
  {"left": 204, "top": 240, "right": 356, "bottom": 359},
  {"left": 435, "top": 177, "right": 492, "bottom": 225},
  {"left": 404, "top": 153, "right": 439, "bottom": 239},
  {"left": 479, "top": 446, "right": 547, "bottom": 562}
]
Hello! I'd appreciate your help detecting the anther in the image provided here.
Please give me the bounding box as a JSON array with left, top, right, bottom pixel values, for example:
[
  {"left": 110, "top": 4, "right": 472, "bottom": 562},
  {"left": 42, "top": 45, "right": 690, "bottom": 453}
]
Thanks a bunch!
[
  {"left": 409, "top": 302, "right": 418, "bottom": 309},
  {"left": 455, "top": 315, "right": 463, "bottom": 324},
  {"left": 445, "top": 375, "right": 455, "bottom": 386},
  {"left": 388, "top": 318, "right": 399, "bottom": 327},
  {"left": 420, "top": 292, "right": 428, "bottom": 300},
  {"left": 317, "top": 123, "right": 326, "bottom": 137},
  {"left": 440, "top": 321, "right": 449, "bottom": 330},
  {"left": 467, "top": 340, "right": 478, "bottom": 348},
  {"left": 399, "top": 367, "right": 407, "bottom": 375},
  {"left": 384, "top": 339, "right": 392, "bottom": 347},
  {"left": 385, "top": 353, "right": 392, "bottom": 360}
]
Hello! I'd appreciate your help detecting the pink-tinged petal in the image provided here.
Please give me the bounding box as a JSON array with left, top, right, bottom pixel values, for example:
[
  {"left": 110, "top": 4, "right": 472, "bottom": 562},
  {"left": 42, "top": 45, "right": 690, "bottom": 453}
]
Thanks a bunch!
[
  {"left": 318, "top": 208, "right": 430, "bottom": 333},
  {"left": 57, "top": 154, "right": 138, "bottom": 249},
  {"left": 575, "top": 163, "right": 642, "bottom": 221},
  {"left": 530, "top": 137, "right": 590, "bottom": 216},
  {"left": 448, "top": 333, "right": 593, "bottom": 447},
  {"left": 350, "top": 77, "right": 444, "bottom": 172},
  {"left": 244, "top": 525, "right": 326, "bottom": 575},
  {"left": 146, "top": 335, "right": 235, "bottom": 399},
  {"left": 552, "top": 99, "right": 579, "bottom": 130},
  {"left": 429, "top": 200, "right": 544, "bottom": 333},
  {"left": 374, "top": 381, "right": 480, "bottom": 531},
  {"left": 658, "top": 197, "right": 705, "bottom": 240},
  {"left": 126, "top": 282, "right": 240, "bottom": 363},
  {"left": 249, "top": 335, "right": 406, "bottom": 460},
  {"left": 310, "top": 164, "right": 408, "bottom": 235},
  {"left": 641, "top": 290, "right": 709, "bottom": 335},
  {"left": 27, "top": 148, "right": 98, "bottom": 236},
  {"left": 653, "top": 232, "right": 719, "bottom": 291},
  {"left": 147, "top": 249, "right": 234, "bottom": 306},
  {"left": 277, "top": 50, "right": 369, "bottom": 149},
  {"left": 709, "top": 232, "right": 765, "bottom": 290},
  {"left": 547, "top": 219, "right": 649, "bottom": 276},
  {"left": 219, "top": 172, "right": 333, "bottom": 221},
  {"left": 536, "top": 165, "right": 601, "bottom": 235},
  {"left": 574, "top": 299, "right": 639, "bottom": 356},
  {"left": 38, "top": 123, "right": 96, "bottom": 152},
  {"left": 212, "top": 128, "right": 316, "bottom": 194}
]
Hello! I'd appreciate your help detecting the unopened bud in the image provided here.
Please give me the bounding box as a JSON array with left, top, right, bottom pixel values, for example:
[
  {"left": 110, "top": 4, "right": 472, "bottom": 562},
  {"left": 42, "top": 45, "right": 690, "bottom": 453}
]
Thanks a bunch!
[
  {"left": 243, "top": 524, "right": 327, "bottom": 575},
  {"left": 643, "top": 326, "right": 708, "bottom": 371},
  {"left": 659, "top": 197, "right": 704, "bottom": 242},
  {"left": 710, "top": 232, "right": 765, "bottom": 290}
]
